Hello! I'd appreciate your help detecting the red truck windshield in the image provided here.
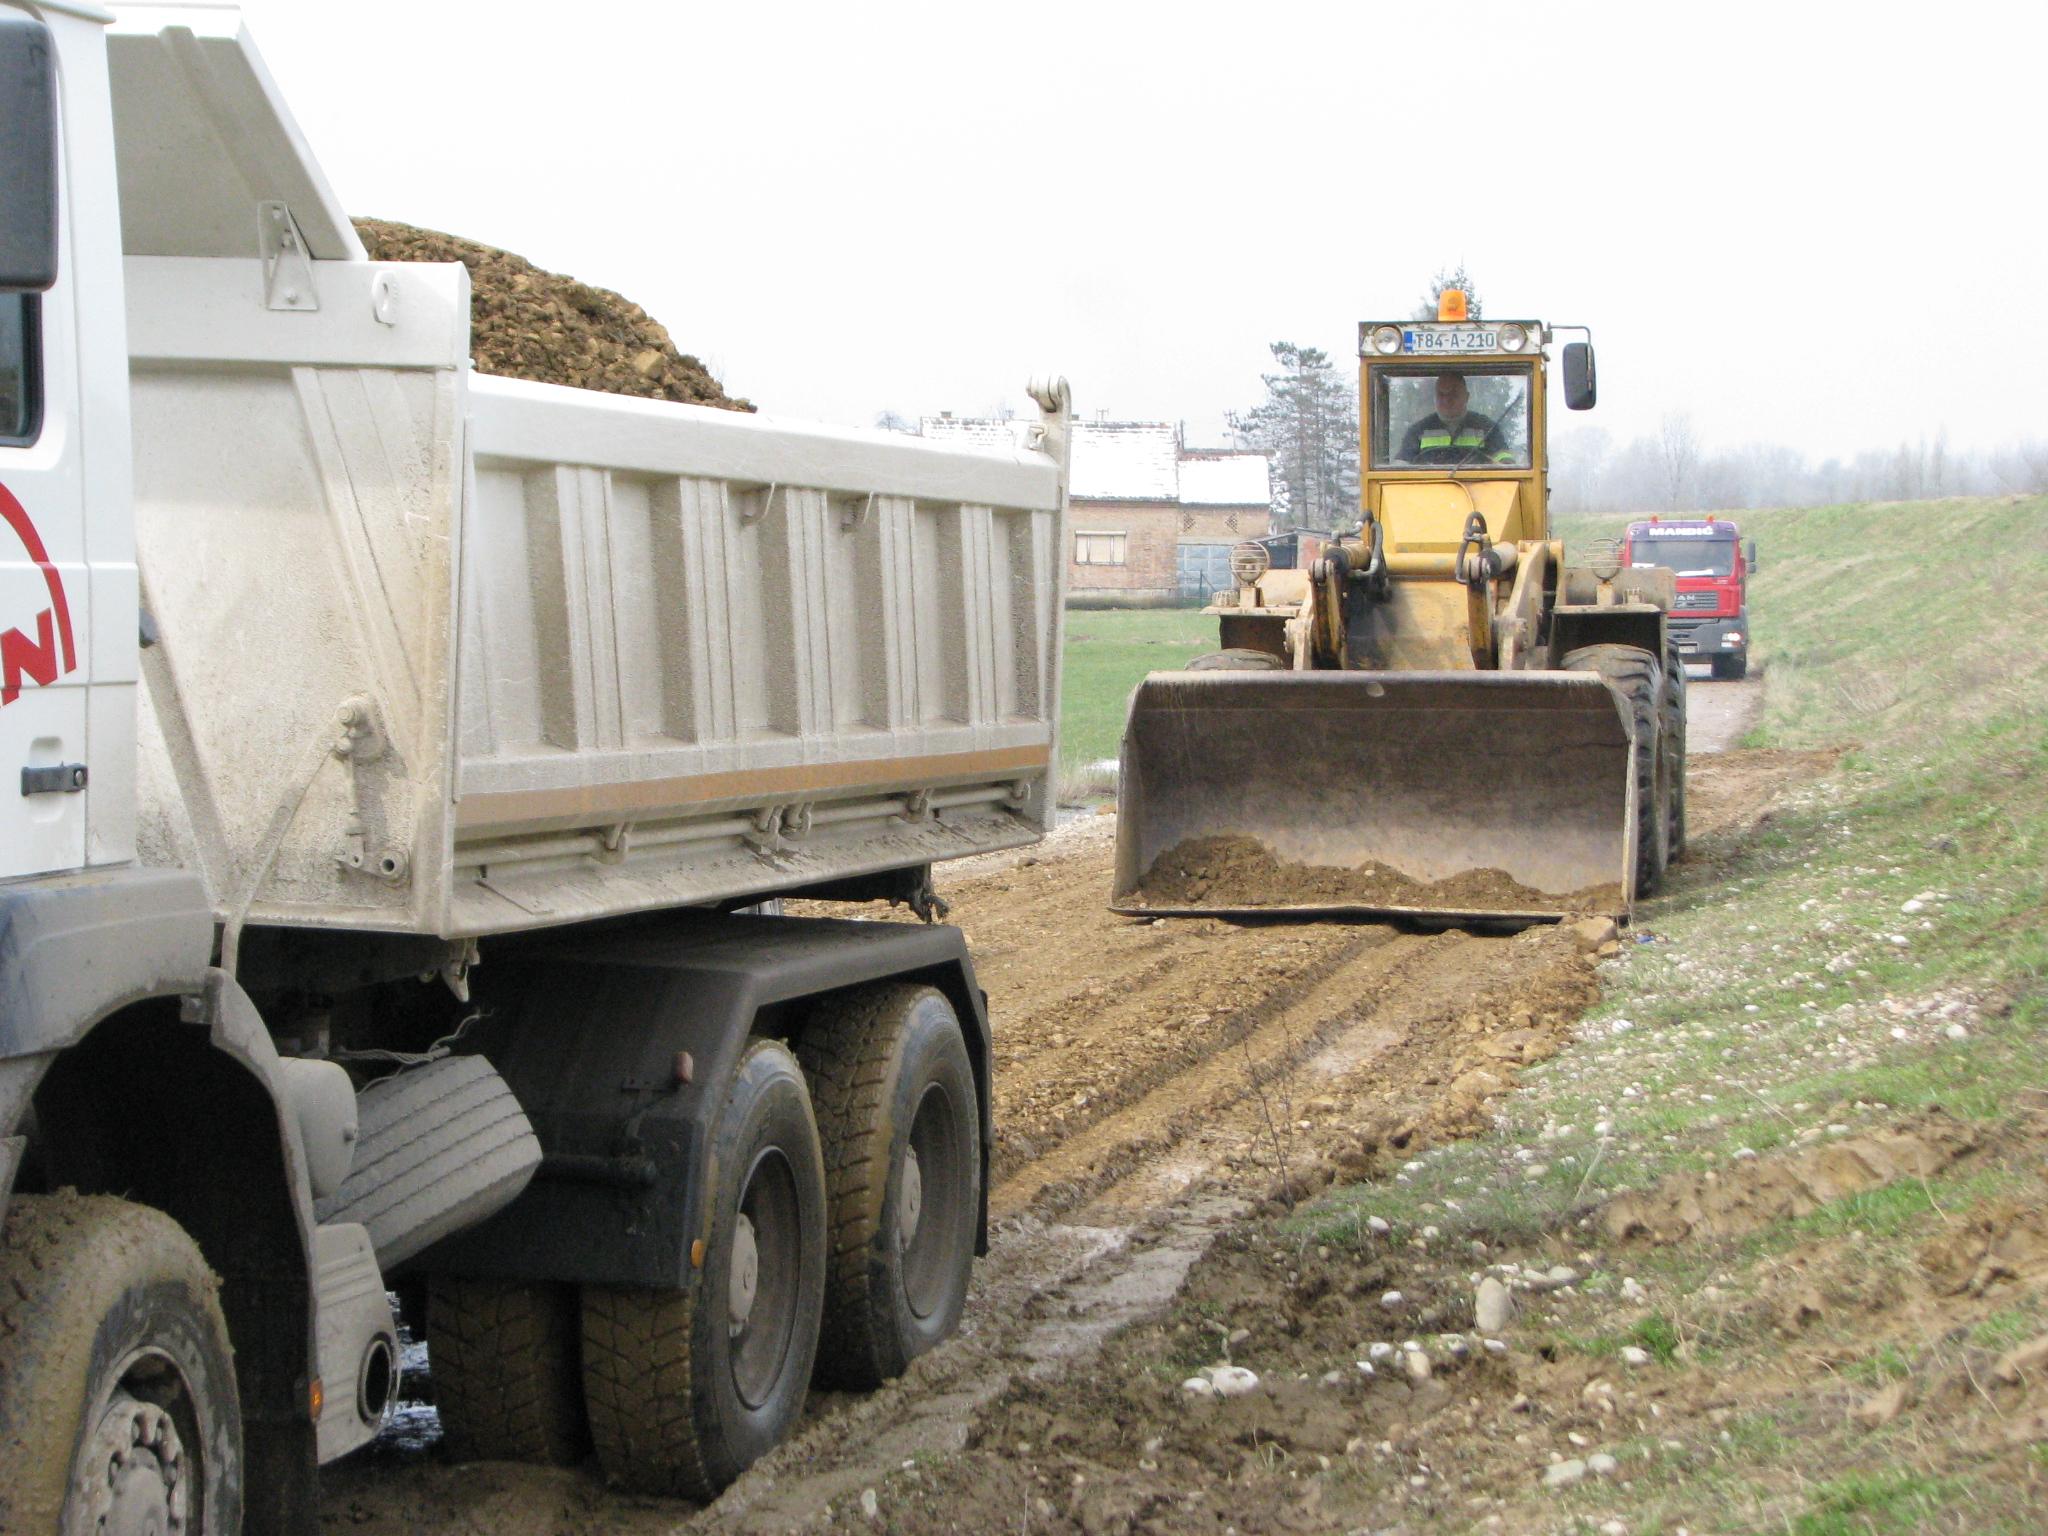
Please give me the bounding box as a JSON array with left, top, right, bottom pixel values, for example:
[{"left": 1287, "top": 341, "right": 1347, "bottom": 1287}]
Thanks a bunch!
[{"left": 1632, "top": 536, "right": 1735, "bottom": 578}]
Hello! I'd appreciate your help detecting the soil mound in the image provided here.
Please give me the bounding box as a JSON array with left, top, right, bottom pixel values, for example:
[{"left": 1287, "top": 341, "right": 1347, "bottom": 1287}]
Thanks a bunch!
[
  {"left": 1130, "top": 835, "right": 1622, "bottom": 916},
  {"left": 1599, "top": 1110, "right": 1979, "bottom": 1245},
  {"left": 353, "top": 219, "right": 750, "bottom": 411}
]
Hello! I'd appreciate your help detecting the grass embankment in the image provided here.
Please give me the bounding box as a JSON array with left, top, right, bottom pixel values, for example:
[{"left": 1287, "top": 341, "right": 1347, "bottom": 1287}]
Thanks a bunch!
[
  {"left": 1056, "top": 607, "right": 1214, "bottom": 799},
  {"left": 1296, "top": 495, "right": 2048, "bottom": 1531}
]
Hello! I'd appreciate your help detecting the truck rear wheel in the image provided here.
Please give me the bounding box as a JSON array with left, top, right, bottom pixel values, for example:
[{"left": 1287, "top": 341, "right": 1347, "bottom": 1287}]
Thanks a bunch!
[
  {"left": 428, "top": 1277, "right": 589, "bottom": 1465},
  {"left": 796, "top": 984, "right": 980, "bottom": 1390},
  {"left": 580, "top": 1039, "right": 826, "bottom": 1498},
  {"left": 0, "top": 1194, "right": 242, "bottom": 1536},
  {"left": 1711, "top": 652, "right": 1748, "bottom": 681},
  {"left": 1562, "top": 644, "right": 1669, "bottom": 898}
]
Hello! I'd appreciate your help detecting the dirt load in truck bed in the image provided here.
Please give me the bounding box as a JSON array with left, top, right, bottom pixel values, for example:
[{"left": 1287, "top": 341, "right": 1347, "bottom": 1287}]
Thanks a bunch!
[{"left": 354, "top": 218, "right": 751, "bottom": 410}]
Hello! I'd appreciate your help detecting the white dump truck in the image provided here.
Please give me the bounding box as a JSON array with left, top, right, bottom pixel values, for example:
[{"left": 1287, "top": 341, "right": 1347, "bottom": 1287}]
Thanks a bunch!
[{"left": 0, "top": 7, "right": 1070, "bottom": 1529}]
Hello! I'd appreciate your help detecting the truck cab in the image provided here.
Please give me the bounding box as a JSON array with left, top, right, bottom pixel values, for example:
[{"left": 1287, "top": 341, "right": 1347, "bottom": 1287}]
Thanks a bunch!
[{"left": 1624, "top": 516, "right": 1757, "bottom": 679}]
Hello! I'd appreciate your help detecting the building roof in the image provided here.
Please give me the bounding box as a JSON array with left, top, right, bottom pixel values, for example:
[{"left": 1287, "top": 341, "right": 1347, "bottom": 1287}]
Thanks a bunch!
[
  {"left": 918, "top": 414, "right": 1035, "bottom": 452},
  {"left": 1179, "top": 452, "right": 1272, "bottom": 507},
  {"left": 919, "top": 416, "right": 1273, "bottom": 510},
  {"left": 1068, "top": 422, "right": 1182, "bottom": 501}
]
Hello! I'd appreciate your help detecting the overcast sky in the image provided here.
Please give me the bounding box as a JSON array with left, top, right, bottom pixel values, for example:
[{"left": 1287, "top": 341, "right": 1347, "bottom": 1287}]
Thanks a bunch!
[{"left": 235, "top": 0, "right": 2044, "bottom": 462}]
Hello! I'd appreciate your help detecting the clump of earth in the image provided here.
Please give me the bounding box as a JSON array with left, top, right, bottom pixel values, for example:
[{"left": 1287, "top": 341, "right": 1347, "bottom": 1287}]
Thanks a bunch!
[
  {"left": 1130, "top": 835, "right": 1623, "bottom": 915},
  {"left": 354, "top": 218, "right": 750, "bottom": 410}
]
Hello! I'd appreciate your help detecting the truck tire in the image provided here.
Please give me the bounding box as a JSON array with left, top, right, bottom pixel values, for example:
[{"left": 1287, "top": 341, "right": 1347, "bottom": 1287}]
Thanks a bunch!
[
  {"left": 1712, "top": 652, "right": 1748, "bottom": 681},
  {"left": 428, "top": 1277, "right": 589, "bottom": 1465},
  {"left": 1186, "top": 648, "right": 1284, "bottom": 671},
  {"left": 1562, "top": 644, "right": 1669, "bottom": 898},
  {"left": 1661, "top": 640, "right": 1688, "bottom": 862},
  {"left": 316, "top": 1054, "right": 542, "bottom": 1271},
  {"left": 795, "top": 984, "right": 980, "bottom": 1390},
  {"left": 0, "top": 1194, "right": 242, "bottom": 1535},
  {"left": 581, "top": 1039, "right": 826, "bottom": 1499}
]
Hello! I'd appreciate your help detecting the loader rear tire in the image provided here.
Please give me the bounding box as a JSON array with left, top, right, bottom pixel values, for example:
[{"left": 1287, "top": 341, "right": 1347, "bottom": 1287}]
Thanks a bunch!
[
  {"left": 1562, "top": 644, "right": 1668, "bottom": 898},
  {"left": 795, "top": 984, "right": 980, "bottom": 1391},
  {"left": 1186, "top": 649, "right": 1285, "bottom": 671},
  {"left": 0, "top": 1195, "right": 242, "bottom": 1536},
  {"left": 428, "top": 1277, "right": 589, "bottom": 1465},
  {"left": 581, "top": 1039, "right": 826, "bottom": 1499},
  {"left": 1662, "top": 640, "right": 1688, "bottom": 862}
]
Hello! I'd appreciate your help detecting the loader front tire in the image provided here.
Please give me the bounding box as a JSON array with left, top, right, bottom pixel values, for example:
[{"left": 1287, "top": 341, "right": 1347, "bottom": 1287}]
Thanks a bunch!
[
  {"left": 428, "top": 1277, "right": 589, "bottom": 1465},
  {"left": 581, "top": 1039, "right": 826, "bottom": 1499},
  {"left": 1562, "top": 644, "right": 1669, "bottom": 898},
  {"left": 795, "top": 984, "right": 980, "bottom": 1391},
  {"left": 0, "top": 1195, "right": 243, "bottom": 1536},
  {"left": 1186, "top": 649, "right": 1285, "bottom": 672}
]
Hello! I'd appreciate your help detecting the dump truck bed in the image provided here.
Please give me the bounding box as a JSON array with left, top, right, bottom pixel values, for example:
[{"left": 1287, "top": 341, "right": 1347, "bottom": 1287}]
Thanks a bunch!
[{"left": 128, "top": 261, "right": 1068, "bottom": 938}]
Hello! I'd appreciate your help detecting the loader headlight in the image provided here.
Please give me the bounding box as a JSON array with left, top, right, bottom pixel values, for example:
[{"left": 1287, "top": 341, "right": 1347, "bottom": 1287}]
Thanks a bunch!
[
  {"left": 1371, "top": 325, "right": 1402, "bottom": 354},
  {"left": 1498, "top": 323, "right": 1527, "bottom": 351}
]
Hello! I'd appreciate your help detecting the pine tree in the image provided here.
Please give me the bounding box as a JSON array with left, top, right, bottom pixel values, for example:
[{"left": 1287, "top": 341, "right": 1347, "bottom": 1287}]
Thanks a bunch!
[
  {"left": 1414, "top": 263, "right": 1483, "bottom": 321},
  {"left": 1227, "top": 343, "right": 1359, "bottom": 533}
]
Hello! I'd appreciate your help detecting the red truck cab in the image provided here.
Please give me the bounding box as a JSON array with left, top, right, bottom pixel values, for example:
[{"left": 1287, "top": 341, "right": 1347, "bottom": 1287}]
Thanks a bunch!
[{"left": 1624, "top": 516, "right": 1757, "bottom": 679}]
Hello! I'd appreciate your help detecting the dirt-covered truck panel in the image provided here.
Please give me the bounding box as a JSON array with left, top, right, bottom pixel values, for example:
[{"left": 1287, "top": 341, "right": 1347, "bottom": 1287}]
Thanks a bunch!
[{"left": 130, "top": 288, "right": 1068, "bottom": 940}]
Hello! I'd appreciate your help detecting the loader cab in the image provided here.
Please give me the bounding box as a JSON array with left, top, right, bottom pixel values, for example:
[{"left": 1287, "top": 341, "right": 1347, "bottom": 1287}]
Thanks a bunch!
[{"left": 1357, "top": 304, "right": 1559, "bottom": 562}]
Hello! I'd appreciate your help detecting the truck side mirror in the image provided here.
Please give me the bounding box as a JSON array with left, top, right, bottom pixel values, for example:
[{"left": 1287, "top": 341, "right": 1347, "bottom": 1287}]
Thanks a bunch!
[
  {"left": 1745, "top": 539, "right": 1759, "bottom": 572},
  {"left": 1562, "top": 342, "right": 1596, "bottom": 411},
  {"left": 0, "top": 16, "right": 59, "bottom": 293}
]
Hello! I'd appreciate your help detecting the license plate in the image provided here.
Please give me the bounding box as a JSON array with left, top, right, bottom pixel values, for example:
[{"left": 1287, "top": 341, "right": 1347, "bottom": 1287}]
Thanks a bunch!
[{"left": 1403, "top": 329, "right": 1498, "bottom": 354}]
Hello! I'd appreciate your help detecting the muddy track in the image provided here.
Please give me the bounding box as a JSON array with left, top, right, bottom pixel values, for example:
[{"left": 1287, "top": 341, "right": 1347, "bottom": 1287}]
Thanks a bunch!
[{"left": 323, "top": 799, "right": 1614, "bottom": 1535}]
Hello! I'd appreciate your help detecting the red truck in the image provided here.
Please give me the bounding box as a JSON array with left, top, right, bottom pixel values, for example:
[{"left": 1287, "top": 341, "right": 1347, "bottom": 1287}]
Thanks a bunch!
[{"left": 1625, "top": 516, "right": 1758, "bottom": 679}]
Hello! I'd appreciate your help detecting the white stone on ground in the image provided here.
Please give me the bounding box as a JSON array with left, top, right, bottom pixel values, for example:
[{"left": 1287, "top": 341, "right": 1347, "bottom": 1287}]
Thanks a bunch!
[
  {"left": 1476, "top": 1276, "right": 1513, "bottom": 1332},
  {"left": 1543, "top": 1459, "right": 1588, "bottom": 1488},
  {"left": 1208, "top": 1365, "right": 1259, "bottom": 1397}
]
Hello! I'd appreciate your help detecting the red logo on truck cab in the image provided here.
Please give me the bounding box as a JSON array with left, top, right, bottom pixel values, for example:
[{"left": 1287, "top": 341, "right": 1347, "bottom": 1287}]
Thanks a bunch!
[{"left": 0, "top": 479, "right": 77, "bottom": 707}]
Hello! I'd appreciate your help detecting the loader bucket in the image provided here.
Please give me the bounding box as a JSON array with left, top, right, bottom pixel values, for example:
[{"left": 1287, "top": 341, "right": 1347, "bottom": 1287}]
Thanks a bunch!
[{"left": 1110, "top": 671, "right": 1637, "bottom": 925}]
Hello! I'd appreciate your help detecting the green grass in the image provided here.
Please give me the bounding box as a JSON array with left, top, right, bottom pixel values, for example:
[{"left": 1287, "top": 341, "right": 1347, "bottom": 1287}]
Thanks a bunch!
[
  {"left": 1288, "top": 494, "right": 2048, "bottom": 1534},
  {"left": 1791, "top": 1470, "right": 1974, "bottom": 1534},
  {"left": 1056, "top": 607, "right": 1216, "bottom": 795}
]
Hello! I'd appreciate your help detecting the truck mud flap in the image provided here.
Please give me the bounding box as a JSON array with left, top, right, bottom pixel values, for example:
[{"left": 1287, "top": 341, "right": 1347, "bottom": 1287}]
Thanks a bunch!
[{"left": 1110, "top": 671, "right": 1637, "bottom": 924}]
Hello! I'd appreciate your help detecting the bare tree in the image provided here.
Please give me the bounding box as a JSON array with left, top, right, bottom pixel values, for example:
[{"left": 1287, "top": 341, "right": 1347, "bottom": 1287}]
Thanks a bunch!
[{"left": 1658, "top": 413, "right": 1700, "bottom": 510}]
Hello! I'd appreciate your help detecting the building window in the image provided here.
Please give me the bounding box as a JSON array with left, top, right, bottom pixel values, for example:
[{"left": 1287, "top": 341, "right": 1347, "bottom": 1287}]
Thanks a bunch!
[
  {"left": 1074, "top": 531, "right": 1127, "bottom": 566},
  {"left": 0, "top": 295, "right": 40, "bottom": 447}
]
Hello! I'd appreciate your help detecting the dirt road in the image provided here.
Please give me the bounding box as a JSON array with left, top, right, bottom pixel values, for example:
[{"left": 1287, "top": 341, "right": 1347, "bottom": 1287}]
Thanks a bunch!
[
  {"left": 1684, "top": 670, "right": 1763, "bottom": 754},
  {"left": 322, "top": 723, "right": 1787, "bottom": 1536}
]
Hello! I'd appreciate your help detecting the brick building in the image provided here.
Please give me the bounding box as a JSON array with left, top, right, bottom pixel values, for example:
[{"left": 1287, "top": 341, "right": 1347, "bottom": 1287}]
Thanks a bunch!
[{"left": 919, "top": 415, "right": 1273, "bottom": 605}]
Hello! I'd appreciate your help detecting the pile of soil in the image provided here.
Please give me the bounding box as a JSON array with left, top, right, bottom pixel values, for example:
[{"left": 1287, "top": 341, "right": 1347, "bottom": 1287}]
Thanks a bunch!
[
  {"left": 1131, "top": 835, "right": 1623, "bottom": 916},
  {"left": 353, "top": 219, "right": 751, "bottom": 411}
]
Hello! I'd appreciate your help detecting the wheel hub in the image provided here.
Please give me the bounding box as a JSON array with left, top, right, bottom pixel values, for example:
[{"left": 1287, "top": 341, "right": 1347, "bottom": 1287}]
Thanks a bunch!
[
  {"left": 897, "top": 1145, "right": 923, "bottom": 1247},
  {"left": 728, "top": 1213, "right": 760, "bottom": 1331},
  {"left": 76, "top": 1391, "right": 186, "bottom": 1536}
]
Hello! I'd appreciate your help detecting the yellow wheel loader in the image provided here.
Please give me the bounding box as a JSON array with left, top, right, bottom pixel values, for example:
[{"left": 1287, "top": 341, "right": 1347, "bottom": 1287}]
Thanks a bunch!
[{"left": 1111, "top": 295, "right": 1685, "bottom": 925}]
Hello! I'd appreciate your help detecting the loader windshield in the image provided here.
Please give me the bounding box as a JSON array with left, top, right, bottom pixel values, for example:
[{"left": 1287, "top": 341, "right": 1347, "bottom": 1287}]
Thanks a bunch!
[{"left": 1373, "top": 366, "right": 1531, "bottom": 469}]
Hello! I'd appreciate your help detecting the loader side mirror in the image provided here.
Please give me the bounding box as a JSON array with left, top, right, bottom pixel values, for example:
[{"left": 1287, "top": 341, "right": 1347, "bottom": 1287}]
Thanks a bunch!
[
  {"left": 1562, "top": 342, "right": 1597, "bottom": 411},
  {"left": 0, "top": 16, "right": 59, "bottom": 293},
  {"left": 1745, "top": 539, "right": 1759, "bottom": 572}
]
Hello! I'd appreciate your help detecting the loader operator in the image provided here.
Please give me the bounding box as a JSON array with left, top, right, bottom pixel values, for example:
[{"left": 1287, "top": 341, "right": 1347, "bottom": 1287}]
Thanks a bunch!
[{"left": 1397, "top": 373, "right": 1515, "bottom": 466}]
